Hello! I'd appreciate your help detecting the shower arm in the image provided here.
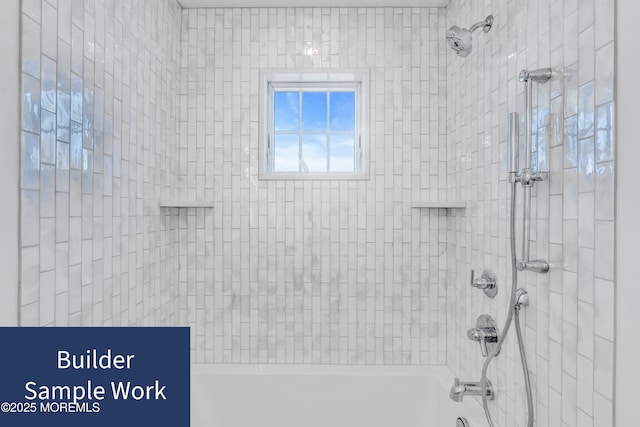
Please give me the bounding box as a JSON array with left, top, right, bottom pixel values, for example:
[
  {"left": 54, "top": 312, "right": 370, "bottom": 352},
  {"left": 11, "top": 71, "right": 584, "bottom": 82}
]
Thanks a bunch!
[
  {"left": 512, "top": 68, "right": 552, "bottom": 273},
  {"left": 469, "top": 15, "right": 494, "bottom": 34}
]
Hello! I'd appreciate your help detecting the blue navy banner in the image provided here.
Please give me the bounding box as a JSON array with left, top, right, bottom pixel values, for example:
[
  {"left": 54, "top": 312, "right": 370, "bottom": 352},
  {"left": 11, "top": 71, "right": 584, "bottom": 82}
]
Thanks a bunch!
[{"left": 0, "top": 327, "right": 189, "bottom": 426}]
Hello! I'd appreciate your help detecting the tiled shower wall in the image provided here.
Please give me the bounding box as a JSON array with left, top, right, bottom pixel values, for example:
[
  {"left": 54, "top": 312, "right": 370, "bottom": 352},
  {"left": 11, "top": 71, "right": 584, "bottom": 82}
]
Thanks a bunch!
[
  {"left": 179, "top": 7, "right": 449, "bottom": 364},
  {"left": 20, "top": 0, "right": 183, "bottom": 326},
  {"left": 445, "top": 1, "right": 615, "bottom": 427}
]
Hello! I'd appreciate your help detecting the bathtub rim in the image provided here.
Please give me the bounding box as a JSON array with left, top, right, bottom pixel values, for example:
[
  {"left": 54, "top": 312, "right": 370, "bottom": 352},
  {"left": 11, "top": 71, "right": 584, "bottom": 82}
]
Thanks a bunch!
[
  {"left": 190, "top": 363, "right": 486, "bottom": 426},
  {"left": 192, "top": 363, "right": 460, "bottom": 378}
]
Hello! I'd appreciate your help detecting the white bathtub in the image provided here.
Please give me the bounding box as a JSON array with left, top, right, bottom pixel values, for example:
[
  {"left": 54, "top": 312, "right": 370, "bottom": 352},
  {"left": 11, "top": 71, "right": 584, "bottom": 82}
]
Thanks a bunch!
[{"left": 191, "top": 364, "right": 484, "bottom": 427}]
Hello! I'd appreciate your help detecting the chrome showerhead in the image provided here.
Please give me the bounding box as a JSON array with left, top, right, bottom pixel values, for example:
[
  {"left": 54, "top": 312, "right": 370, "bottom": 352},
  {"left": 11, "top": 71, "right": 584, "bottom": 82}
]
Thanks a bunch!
[
  {"left": 446, "top": 26, "right": 473, "bottom": 57},
  {"left": 446, "top": 15, "right": 493, "bottom": 57}
]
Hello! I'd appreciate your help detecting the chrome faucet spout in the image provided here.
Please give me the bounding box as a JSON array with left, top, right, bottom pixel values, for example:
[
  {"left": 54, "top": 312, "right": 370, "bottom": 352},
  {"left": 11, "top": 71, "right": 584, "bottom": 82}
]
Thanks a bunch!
[
  {"left": 449, "top": 378, "right": 494, "bottom": 402},
  {"left": 449, "top": 378, "right": 465, "bottom": 402}
]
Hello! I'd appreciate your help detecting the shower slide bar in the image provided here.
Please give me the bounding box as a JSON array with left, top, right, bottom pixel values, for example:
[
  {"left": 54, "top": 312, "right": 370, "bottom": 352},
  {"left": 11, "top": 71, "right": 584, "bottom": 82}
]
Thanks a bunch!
[{"left": 508, "top": 68, "right": 552, "bottom": 274}]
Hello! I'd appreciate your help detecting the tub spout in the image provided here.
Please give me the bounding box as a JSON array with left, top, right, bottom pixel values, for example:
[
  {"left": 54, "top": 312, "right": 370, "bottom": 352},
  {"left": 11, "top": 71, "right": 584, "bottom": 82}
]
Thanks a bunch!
[
  {"left": 449, "top": 378, "right": 494, "bottom": 402},
  {"left": 450, "top": 378, "right": 466, "bottom": 402}
]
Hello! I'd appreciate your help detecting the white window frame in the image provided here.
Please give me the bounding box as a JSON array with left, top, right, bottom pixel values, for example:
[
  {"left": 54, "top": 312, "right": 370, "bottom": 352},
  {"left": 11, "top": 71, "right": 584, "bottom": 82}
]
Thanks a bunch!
[{"left": 259, "top": 69, "right": 370, "bottom": 180}]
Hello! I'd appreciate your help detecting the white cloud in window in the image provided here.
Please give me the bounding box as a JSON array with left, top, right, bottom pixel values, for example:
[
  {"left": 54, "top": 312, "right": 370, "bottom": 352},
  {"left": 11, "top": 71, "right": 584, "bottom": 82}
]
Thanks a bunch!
[{"left": 274, "top": 134, "right": 299, "bottom": 172}]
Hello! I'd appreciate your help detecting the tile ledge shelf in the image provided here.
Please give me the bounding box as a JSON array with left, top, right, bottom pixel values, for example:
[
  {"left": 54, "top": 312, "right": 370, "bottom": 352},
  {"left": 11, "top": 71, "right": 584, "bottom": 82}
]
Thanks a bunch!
[
  {"left": 410, "top": 202, "right": 466, "bottom": 209},
  {"left": 159, "top": 200, "right": 214, "bottom": 208}
]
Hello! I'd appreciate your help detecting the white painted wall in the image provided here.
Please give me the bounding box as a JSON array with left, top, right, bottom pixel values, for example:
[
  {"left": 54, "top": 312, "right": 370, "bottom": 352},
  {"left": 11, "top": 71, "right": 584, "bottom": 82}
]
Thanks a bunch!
[
  {"left": 615, "top": 0, "right": 640, "bottom": 424},
  {"left": 0, "top": 0, "right": 20, "bottom": 326}
]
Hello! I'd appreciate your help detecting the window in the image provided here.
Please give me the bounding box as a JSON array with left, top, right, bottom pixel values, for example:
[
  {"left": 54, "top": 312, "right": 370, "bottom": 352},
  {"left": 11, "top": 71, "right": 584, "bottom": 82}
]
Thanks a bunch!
[{"left": 259, "top": 70, "right": 369, "bottom": 180}]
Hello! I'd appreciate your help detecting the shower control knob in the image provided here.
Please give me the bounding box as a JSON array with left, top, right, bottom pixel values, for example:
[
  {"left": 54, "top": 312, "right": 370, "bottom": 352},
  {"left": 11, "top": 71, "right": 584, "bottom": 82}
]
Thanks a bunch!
[
  {"left": 467, "top": 314, "right": 500, "bottom": 357},
  {"left": 470, "top": 269, "right": 498, "bottom": 298},
  {"left": 467, "top": 327, "right": 498, "bottom": 357}
]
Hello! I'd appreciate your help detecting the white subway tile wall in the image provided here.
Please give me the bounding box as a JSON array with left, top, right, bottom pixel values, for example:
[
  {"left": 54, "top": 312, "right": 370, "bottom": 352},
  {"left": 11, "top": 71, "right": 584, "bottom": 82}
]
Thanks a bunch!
[
  {"left": 19, "top": 0, "right": 616, "bottom": 425},
  {"left": 445, "top": 1, "right": 614, "bottom": 427},
  {"left": 20, "top": 0, "right": 183, "bottom": 327},
  {"left": 179, "top": 7, "right": 448, "bottom": 364}
]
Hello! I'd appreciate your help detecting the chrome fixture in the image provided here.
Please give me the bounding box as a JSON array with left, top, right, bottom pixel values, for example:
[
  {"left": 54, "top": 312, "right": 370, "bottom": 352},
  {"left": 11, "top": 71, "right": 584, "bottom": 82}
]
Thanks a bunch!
[
  {"left": 513, "top": 286, "right": 533, "bottom": 427},
  {"left": 470, "top": 69, "right": 553, "bottom": 427},
  {"left": 516, "top": 259, "right": 549, "bottom": 273},
  {"left": 450, "top": 378, "right": 494, "bottom": 402},
  {"left": 515, "top": 288, "right": 530, "bottom": 307},
  {"left": 470, "top": 269, "right": 497, "bottom": 297},
  {"left": 519, "top": 68, "right": 552, "bottom": 83},
  {"left": 467, "top": 314, "right": 499, "bottom": 357},
  {"left": 446, "top": 15, "right": 493, "bottom": 57},
  {"left": 456, "top": 418, "right": 470, "bottom": 427},
  {"left": 508, "top": 112, "right": 520, "bottom": 174},
  {"left": 510, "top": 68, "right": 553, "bottom": 273}
]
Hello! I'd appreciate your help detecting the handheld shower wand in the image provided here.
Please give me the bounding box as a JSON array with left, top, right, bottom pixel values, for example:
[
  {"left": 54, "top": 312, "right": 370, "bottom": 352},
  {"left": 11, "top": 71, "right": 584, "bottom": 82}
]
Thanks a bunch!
[{"left": 508, "top": 112, "right": 519, "bottom": 174}]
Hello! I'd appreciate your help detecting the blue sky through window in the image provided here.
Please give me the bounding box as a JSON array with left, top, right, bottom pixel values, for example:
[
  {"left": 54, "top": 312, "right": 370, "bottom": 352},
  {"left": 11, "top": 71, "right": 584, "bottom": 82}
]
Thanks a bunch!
[
  {"left": 274, "top": 92, "right": 299, "bottom": 131},
  {"left": 329, "top": 134, "right": 355, "bottom": 172},
  {"left": 302, "top": 92, "right": 327, "bottom": 130},
  {"left": 274, "top": 134, "right": 299, "bottom": 172},
  {"left": 330, "top": 92, "right": 355, "bottom": 131},
  {"left": 302, "top": 134, "right": 327, "bottom": 172},
  {"left": 272, "top": 89, "right": 356, "bottom": 173}
]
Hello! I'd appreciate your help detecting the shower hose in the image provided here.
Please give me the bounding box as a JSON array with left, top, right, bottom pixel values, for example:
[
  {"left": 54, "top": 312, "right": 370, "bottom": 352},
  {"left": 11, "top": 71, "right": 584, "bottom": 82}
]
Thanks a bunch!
[{"left": 480, "top": 181, "right": 534, "bottom": 427}]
